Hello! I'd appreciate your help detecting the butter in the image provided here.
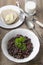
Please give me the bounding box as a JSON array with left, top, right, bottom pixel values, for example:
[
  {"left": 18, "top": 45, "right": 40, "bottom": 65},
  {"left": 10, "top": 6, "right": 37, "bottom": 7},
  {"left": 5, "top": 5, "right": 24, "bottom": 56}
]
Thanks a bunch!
[
  {"left": 1, "top": 9, "right": 19, "bottom": 24},
  {"left": 5, "top": 13, "right": 14, "bottom": 22}
]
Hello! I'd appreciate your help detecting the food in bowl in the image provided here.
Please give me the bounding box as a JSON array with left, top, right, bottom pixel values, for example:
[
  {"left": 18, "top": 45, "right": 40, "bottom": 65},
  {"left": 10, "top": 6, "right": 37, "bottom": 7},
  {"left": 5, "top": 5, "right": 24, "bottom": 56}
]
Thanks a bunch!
[
  {"left": 1, "top": 9, "right": 19, "bottom": 24},
  {"left": 7, "top": 34, "right": 33, "bottom": 59}
]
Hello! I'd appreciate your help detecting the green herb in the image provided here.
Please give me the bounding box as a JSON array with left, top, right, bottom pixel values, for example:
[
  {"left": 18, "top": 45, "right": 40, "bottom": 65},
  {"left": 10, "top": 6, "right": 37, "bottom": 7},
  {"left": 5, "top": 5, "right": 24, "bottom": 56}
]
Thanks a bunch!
[
  {"left": 13, "top": 36, "right": 27, "bottom": 51},
  {"left": 21, "top": 43, "right": 27, "bottom": 51}
]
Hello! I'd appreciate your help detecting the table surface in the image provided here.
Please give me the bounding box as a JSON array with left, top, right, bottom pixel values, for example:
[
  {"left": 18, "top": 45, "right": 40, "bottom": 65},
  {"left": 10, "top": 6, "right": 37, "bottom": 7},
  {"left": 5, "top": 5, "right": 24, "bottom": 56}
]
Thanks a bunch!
[{"left": 0, "top": 0, "right": 43, "bottom": 65}]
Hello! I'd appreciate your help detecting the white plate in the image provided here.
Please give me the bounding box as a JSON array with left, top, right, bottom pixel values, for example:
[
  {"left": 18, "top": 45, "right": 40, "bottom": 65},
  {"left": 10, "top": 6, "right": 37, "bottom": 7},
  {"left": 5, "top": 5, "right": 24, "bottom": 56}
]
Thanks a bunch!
[
  {"left": 0, "top": 5, "right": 25, "bottom": 29},
  {"left": 1, "top": 28, "right": 40, "bottom": 63}
]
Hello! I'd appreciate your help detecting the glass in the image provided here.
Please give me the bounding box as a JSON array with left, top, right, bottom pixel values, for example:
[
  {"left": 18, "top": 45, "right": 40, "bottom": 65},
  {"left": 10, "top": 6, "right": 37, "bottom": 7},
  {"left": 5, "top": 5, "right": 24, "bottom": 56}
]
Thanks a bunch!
[
  {"left": 25, "top": 0, "right": 36, "bottom": 15},
  {"left": 24, "top": 0, "right": 37, "bottom": 29}
]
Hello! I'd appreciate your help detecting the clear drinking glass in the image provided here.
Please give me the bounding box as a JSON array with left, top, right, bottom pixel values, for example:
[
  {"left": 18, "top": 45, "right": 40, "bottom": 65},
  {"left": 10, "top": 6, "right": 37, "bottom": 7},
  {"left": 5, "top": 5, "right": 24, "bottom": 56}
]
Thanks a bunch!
[
  {"left": 25, "top": 0, "right": 36, "bottom": 15},
  {"left": 24, "top": 0, "right": 37, "bottom": 29}
]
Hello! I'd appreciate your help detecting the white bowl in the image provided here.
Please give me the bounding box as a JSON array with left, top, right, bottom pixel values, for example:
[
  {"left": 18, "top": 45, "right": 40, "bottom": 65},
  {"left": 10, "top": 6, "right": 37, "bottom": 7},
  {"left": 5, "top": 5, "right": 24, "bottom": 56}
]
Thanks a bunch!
[{"left": 1, "top": 28, "right": 40, "bottom": 63}]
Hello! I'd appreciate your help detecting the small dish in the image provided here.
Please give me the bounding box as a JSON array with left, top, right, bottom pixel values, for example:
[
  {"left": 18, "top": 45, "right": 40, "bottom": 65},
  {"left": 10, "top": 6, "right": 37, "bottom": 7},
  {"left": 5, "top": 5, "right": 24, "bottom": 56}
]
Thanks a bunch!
[{"left": 0, "top": 5, "right": 25, "bottom": 29}]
